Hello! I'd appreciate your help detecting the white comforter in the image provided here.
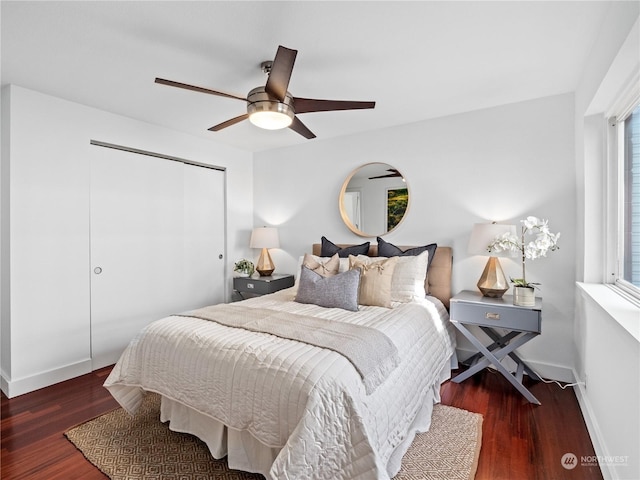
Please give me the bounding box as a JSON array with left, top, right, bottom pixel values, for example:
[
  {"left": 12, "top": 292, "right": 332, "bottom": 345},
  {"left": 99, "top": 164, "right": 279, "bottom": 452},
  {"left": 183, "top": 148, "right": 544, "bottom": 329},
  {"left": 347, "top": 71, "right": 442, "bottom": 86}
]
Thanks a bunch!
[{"left": 104, "top": 288, "right": 456, "bottom": 480}]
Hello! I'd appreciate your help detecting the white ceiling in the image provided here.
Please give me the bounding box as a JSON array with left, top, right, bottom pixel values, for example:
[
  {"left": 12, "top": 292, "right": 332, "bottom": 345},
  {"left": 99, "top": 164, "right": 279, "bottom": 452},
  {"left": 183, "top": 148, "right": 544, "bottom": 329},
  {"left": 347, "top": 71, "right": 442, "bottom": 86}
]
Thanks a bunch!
[{"left": 1, "top": 1, "right": 615, "bottom": 152}]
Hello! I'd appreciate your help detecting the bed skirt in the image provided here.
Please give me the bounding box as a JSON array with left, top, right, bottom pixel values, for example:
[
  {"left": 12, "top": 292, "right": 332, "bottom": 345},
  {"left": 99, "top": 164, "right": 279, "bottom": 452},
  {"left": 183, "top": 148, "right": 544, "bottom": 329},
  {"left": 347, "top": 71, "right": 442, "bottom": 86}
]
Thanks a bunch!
[{"left": 159, "top": 356, "right": 455, "bottom": 479}]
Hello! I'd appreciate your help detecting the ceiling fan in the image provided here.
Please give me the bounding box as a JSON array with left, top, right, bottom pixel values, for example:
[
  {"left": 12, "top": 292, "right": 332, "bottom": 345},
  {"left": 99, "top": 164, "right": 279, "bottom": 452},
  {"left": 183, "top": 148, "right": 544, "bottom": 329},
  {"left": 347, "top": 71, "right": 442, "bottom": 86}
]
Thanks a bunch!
[
  {"left": 155, "top": 45, "right": 376, "bottom": 139},
  {"left": 369, "top": 168, "right": 403, "bottom": 179}
]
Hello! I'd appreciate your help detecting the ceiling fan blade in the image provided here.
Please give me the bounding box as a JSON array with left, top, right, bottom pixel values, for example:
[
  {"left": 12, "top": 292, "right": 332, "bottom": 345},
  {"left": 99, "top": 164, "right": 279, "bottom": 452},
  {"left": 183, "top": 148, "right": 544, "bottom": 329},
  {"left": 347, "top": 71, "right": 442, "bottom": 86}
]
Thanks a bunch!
[
  {"left": 369, "top": 174, "right": 398, "bottom": 179},
  {"left": 155, "top": 78, "right": 246, "bottom": 102},
  {"left": 289, "top": 116, "right": 316, "bottom": 139},
  {"left": 369, "top": 169, "right": 401, "bottom": 180},
  {"left": 293, "top": 97, "right": 376, "bottom": 114},
  {"left": 265, "top": 46, "right": 297, "bottom": 102},
  {"left": 208, "top": 114, "right": 249, "bottom": 132}
]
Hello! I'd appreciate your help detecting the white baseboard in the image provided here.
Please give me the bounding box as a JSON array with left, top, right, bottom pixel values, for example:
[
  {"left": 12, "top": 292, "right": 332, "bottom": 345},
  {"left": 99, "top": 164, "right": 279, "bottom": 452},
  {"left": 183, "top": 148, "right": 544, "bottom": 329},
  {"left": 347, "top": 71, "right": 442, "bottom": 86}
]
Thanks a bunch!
[
  {"left": 571, "top": 369, "right": 612, "bottom": 480},
  {"left": 1, "top": 359, "right": 92, "bottom": 398}
]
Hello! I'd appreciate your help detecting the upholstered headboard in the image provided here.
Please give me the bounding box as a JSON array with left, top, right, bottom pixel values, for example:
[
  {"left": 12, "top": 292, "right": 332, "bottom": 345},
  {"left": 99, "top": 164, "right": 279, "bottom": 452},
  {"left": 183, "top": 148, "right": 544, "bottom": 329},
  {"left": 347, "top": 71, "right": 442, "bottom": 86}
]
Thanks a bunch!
[{"left": 311, "top": 244, "right": 453, "bottom": 310}]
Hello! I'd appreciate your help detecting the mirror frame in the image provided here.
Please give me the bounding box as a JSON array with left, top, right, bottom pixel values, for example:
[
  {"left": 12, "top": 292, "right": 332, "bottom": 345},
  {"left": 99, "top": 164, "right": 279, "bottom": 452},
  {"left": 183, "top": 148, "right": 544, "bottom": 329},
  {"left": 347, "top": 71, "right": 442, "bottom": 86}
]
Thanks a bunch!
[{"left": 338, "top": 162, "right": 410, "bottom": 237}]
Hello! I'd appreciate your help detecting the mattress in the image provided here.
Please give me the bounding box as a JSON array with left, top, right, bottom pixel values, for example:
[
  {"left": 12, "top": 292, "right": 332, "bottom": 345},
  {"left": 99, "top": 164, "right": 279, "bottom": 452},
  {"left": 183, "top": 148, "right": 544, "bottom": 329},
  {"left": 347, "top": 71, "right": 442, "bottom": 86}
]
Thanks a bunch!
[{"left": 104, "top": 287, "right": 456, "bottom": 479}]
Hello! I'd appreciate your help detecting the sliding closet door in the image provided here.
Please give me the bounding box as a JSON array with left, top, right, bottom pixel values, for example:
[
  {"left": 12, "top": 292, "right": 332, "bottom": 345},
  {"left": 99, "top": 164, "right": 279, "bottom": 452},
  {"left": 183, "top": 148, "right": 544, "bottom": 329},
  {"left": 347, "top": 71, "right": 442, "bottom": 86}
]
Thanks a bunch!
[
  {"left": 90, "top": 147, "right": 225, "bottom": 369},
  {"left": 181, "top": 163, "right": 225, "bottom": 311}
]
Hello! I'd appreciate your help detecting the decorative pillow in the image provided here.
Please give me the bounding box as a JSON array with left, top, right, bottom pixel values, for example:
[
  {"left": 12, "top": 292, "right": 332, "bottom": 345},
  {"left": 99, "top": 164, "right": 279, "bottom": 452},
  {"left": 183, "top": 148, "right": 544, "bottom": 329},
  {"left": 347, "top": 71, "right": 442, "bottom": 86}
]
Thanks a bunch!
[
  {"left": 348, "top": 255, "right": 398, "bottom": 308},
  {"left": 302, "top": 253, "right": 340, "bottom": 277},
  {"left": 320, "top": 236, "right": 370, "bottom": 258},
  {"left": 353, "top": 253, "right": 428, "bottom": 303},
  {"left": 376, "top": 237, "right": 437, "bottom": 271},
  {"left": 295, "top": 266, "right": 361, "bottom": 311},
  {"left": 297, "top": 255, "right": 350, "bottom": 273}
]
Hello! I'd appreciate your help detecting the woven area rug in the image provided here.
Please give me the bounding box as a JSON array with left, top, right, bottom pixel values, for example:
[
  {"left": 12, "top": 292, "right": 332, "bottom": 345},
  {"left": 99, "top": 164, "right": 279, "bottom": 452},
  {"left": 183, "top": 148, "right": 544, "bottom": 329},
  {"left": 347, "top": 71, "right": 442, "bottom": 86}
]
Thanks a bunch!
[{"left": 65, "top": 393, "right": 482, "bottom": 480}]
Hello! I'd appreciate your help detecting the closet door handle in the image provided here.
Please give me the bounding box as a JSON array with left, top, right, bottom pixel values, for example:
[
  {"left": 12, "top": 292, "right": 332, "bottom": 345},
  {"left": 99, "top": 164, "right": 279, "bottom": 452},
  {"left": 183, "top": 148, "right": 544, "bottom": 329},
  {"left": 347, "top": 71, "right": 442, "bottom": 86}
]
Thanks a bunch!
[{"left": 94, "top": 267, "right": 103, "bottom": 274}]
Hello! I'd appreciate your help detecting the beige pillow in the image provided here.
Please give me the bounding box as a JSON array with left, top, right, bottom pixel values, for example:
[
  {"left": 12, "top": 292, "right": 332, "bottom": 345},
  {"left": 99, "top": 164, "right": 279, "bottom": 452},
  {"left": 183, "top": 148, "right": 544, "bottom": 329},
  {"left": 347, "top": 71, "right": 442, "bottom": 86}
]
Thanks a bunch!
[
  {"left": 353, "top": 252, "right": 429, "bottom": 303},
  {"left": 302, "top": 253, "right": 340, "bottom": 277},
  {"left": 348, "top": 255, "right": 398, "bottom": 308}
]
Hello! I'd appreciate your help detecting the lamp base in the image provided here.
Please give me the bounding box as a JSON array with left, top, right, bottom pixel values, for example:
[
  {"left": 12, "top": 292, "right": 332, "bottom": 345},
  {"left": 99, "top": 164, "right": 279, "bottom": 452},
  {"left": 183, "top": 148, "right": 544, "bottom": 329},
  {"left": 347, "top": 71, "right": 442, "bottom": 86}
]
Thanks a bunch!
[
  {"left": 478, "top": 286, "right": 509, "bottom": 298},
  {"left": 477, "top": 257, "right": 509, "bottom": 298},
  {"left": 256, "top": 247, "right": 275, "bottom": 276}
]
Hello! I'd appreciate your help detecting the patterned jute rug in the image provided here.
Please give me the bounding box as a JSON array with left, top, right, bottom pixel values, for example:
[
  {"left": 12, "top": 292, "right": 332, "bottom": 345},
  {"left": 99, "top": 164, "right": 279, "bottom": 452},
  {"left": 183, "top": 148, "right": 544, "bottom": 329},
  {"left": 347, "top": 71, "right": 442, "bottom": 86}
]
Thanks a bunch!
[{"left": 65, "top": 393, "right": 482, "bottom": 480}]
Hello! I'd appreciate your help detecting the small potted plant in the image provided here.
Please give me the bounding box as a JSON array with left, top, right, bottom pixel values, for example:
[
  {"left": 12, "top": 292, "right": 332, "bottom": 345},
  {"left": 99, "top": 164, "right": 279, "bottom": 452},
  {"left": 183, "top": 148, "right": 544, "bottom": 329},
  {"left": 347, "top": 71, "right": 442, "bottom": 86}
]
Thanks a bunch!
[
  {"left": 488, "top": 216, "right": 560, "bottom": 306},
  {"left": 233, "top": 259, "right": 255, "bottom": 277}
]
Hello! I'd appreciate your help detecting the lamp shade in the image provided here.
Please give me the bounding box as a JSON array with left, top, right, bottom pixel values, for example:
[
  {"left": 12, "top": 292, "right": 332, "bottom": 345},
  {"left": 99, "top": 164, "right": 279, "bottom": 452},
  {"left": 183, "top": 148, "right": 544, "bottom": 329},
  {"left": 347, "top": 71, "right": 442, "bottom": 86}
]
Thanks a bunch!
[
  {"left": 468, "top": 223, "right": 517, "bottom": 256},
  {"left": 250, "top": 227, "right": 280, "bottom": 249},
  {"left": 250, "top": 227, "right": 279, "bottom": 276}
]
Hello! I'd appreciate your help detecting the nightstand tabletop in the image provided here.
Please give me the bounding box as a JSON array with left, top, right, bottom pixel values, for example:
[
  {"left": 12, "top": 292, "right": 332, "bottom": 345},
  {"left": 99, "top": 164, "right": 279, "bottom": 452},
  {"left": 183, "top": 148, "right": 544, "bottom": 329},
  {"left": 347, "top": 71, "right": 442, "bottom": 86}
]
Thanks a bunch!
[{"left": 451, "top": 289, "right": 542, "bottom": 311}]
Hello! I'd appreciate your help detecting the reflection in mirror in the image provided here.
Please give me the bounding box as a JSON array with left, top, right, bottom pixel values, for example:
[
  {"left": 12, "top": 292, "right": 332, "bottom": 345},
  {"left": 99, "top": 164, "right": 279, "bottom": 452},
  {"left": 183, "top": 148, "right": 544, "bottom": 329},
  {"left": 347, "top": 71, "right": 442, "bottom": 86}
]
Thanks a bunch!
[{"left": 339, "top": 163, "right": 409, "bottom": 237}]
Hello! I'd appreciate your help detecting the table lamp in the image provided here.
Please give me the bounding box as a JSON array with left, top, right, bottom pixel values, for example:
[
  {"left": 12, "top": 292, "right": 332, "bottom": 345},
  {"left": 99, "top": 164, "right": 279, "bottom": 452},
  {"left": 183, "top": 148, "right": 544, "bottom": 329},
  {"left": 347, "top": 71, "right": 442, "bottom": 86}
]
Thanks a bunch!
[
  {"left": 468, "top": 222, "right": 517, "bottom": 298},
  {"left": 250, "top": 227, "right": 280, "bottom": 276}
]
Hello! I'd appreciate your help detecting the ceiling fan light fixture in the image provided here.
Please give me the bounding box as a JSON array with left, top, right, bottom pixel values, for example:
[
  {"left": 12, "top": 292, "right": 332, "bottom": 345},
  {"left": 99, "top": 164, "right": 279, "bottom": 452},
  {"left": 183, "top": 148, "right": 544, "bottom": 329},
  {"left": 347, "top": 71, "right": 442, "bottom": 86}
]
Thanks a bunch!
[
  {"left": 249, "top": 110, "right": 293, "bottom": 130},
  {"left": 247, "top": 87, "right": 294, "bottom": 130}
]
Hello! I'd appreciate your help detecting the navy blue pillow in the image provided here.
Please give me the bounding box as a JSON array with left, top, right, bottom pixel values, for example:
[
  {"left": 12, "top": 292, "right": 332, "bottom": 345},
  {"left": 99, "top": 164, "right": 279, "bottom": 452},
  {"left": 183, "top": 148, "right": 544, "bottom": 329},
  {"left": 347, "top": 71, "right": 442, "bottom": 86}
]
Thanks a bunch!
[
  {"left": 376, "top": 237, "right": 437, "bottom": 271},
  {"left": 320, "top": 236, "right": 370, "bottom": 258}
]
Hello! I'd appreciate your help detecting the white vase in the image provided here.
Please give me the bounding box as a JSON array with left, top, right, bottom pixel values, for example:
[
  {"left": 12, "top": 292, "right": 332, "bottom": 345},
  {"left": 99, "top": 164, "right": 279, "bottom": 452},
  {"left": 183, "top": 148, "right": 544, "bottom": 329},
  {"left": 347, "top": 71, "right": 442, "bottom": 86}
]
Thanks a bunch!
[{"left": 513, "top": 286, "right": 535, "bottom": 307}]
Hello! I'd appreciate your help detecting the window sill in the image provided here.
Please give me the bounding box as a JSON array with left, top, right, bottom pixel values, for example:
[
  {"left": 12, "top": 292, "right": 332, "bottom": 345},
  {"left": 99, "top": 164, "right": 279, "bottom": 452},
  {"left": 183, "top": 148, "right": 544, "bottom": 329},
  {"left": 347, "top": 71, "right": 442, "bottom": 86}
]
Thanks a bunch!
[{"left": 577, "top": 282, "right": 640, "bottom": 343}]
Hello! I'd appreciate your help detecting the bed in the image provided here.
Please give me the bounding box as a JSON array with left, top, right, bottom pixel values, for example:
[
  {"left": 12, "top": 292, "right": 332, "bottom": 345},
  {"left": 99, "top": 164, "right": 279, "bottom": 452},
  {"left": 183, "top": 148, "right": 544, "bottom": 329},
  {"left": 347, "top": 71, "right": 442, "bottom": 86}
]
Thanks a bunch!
[{"left": 104, "top": 243, "right": 456, "bottom": 480}]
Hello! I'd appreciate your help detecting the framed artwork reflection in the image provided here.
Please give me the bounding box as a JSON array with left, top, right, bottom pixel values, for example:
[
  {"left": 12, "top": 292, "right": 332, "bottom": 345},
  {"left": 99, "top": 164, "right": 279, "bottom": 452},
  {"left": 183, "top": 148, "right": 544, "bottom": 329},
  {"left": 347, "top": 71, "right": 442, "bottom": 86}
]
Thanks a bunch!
[{"left": 387, "top": 187, "right": 408, "bottom": 231}]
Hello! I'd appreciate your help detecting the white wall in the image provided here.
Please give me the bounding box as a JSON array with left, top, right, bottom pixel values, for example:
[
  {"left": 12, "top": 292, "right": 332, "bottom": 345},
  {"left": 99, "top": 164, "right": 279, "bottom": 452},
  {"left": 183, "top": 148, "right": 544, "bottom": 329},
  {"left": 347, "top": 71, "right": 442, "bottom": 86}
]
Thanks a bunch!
[
  {"left": 254, "top": 92, "right": 576, "bottom": 381},
  {"left": 0, "top": 85, "right": 254, "bottom": 397},
  {"left": 1, "top": 83, "right": 10, "bottom": 382},
  {"left": 576, "top": 284, "right": 639, "bottom": 480},
  {"left": 573, "top": 4, "right": 640, "bottom": 479}
]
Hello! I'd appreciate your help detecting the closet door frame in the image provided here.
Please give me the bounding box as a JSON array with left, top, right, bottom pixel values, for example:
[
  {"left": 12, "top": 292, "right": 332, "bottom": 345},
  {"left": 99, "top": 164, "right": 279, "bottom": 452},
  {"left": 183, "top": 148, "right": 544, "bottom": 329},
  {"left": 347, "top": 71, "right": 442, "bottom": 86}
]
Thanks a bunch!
[{"left": 89, "top": 140, "right": 227, "bottom": 369}]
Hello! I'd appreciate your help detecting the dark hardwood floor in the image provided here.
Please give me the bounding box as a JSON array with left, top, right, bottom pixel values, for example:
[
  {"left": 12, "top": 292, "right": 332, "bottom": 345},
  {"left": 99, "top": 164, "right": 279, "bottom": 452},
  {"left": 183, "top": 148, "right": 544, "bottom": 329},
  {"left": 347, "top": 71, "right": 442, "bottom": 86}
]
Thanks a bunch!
[
  {"left": 1, "top": 366, "right": 602, "bottom": 480},
  {"left": 441, "top": 368, "right": 602, "bottom": 480}
]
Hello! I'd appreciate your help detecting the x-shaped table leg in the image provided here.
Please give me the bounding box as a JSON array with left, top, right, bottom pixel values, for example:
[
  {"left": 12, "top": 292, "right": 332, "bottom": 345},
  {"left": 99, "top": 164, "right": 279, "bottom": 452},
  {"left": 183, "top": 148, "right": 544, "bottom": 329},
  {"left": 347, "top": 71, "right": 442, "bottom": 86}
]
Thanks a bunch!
[
  {"left": 480, "top": 327, "right": 542, "bottom": 381},
  {"left": 452, "top": 321, "right": 541, "bottom": 405},
  {"left": 461, "top": 330, "right": 520, "bottom": 367}
]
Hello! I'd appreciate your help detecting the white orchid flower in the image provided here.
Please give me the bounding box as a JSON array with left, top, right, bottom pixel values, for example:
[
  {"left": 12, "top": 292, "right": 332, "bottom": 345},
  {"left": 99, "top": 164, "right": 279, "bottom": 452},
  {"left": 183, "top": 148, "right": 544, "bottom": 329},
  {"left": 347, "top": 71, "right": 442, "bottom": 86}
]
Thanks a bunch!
[
  {"left": 486, "top": 216, "right": 560, "bottom": 287},
  {"left": 522, "top": 216, "right": 541, "bottom": 229}
]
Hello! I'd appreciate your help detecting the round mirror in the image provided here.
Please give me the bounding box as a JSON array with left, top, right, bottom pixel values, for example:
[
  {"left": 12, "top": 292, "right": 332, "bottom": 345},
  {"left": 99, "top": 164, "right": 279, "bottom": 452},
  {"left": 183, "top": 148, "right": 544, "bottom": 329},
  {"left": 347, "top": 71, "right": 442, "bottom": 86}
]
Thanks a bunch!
[{"left": 339, "top": 162, "right": 409, "bottom": 237}]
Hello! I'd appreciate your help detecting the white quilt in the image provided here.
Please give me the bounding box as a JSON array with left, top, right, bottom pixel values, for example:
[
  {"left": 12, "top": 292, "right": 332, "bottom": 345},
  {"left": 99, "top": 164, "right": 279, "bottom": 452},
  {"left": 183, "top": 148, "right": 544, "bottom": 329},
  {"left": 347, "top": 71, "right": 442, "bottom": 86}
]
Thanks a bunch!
[{"left": 104, "top": 288, "right": 456, "bottom": 480}]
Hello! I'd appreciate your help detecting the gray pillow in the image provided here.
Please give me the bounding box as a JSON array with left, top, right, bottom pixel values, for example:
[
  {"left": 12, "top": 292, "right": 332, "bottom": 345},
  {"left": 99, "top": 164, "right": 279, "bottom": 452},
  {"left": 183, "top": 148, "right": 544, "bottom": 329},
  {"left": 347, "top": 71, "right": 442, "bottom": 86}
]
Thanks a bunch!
[{"left": 295, "top": 266, "right": 361, "bottom": 311}]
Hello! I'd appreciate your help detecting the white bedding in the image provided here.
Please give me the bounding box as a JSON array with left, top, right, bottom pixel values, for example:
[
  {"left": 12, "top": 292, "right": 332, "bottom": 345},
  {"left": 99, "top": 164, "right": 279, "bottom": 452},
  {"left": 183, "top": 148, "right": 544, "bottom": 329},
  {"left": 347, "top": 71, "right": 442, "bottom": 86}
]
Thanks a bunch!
[{"left": 104, "top": 287, "right": 456, "bottom": 480}]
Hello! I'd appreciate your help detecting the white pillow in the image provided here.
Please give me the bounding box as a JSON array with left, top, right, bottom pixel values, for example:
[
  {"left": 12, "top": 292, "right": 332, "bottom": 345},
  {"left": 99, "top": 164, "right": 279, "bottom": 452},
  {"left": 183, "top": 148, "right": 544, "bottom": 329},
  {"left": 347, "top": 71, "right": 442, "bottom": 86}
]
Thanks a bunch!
[{"left": 353, "top": 250, "right": 429, "bottom": 303}]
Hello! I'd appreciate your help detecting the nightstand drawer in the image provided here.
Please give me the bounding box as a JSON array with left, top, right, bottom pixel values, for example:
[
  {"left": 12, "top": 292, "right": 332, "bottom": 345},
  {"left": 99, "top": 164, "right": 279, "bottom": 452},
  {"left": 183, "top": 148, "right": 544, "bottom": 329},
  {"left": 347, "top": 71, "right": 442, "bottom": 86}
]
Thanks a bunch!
[
  {"left": 233, "top": 274, "right": 294, "bottom": 296},
  {"left": 235, "top": 277, "right": 271, "bottom": 294},
  {"left": 451, "top": 302, "right": 541, "bottom": 333}
]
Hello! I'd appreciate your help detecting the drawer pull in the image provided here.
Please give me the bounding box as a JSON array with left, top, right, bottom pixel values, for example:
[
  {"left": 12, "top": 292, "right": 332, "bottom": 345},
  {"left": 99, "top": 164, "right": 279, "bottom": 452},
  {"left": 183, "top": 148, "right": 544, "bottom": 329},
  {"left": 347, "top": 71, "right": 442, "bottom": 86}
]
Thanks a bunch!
[{"left": 485, "top": 312, "right": 500, "bottom": 320}]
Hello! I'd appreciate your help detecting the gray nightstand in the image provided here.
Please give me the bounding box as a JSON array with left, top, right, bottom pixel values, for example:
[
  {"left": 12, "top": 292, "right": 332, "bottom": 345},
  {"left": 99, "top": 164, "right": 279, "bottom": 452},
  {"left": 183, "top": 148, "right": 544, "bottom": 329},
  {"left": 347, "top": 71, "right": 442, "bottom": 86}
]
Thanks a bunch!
[
  {"left": 233, "top": 274, "right": 294, "bottom": 300},
  {"left": 450, "top": 290, "right": 543, "bottom": 405}
]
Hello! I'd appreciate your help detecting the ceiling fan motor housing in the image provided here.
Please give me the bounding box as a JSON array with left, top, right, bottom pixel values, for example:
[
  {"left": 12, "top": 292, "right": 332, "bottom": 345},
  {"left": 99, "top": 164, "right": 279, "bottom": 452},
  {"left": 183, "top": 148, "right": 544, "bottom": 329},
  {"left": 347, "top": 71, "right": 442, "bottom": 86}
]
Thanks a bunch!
[{"left": 247, "top": 86, "right": 295, "bottom": 129}]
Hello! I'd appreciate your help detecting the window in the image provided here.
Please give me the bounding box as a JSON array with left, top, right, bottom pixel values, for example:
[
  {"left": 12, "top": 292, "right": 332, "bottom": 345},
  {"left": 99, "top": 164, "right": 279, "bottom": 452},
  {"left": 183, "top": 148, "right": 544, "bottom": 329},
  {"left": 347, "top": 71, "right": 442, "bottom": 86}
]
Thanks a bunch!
[
  {"left": 609, "top": 95, "right": 640, "bottom": 302},
  {"left": 623, "top": 106, "right": 640, "bottom": 287}
]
